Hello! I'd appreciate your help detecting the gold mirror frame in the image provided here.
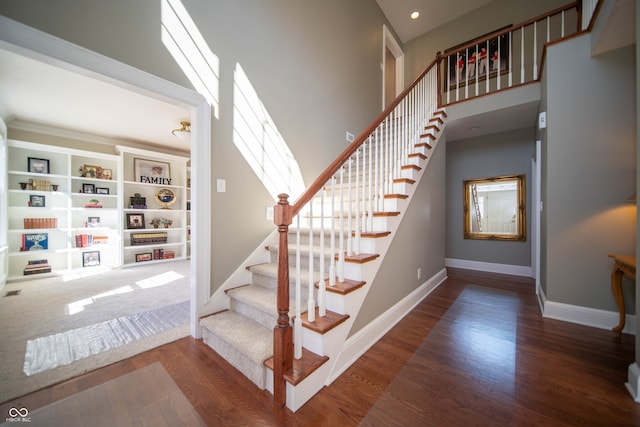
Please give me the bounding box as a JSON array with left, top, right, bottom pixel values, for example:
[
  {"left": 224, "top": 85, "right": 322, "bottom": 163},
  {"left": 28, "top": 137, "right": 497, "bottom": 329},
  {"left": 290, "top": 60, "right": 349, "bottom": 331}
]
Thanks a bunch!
[{"left": 463, "top": 174, "right": 526, "bottom": 241}]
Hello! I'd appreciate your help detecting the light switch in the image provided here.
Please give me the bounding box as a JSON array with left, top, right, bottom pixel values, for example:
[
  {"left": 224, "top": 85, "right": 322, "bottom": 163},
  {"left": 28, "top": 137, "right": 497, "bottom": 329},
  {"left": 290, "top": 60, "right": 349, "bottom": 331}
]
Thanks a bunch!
[{"left": 217, "top": 179, "right": 226, "bottom": 192}]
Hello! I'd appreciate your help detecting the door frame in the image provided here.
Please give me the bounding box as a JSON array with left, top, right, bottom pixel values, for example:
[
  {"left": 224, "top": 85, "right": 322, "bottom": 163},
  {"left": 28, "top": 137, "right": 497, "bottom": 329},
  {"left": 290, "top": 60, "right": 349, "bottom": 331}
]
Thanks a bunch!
[
  {"left": 382, "top": 25, "right": 404, "bottom": 110},
  {"left": 0, "top": 16, "right": 212, "bottom": 337}
]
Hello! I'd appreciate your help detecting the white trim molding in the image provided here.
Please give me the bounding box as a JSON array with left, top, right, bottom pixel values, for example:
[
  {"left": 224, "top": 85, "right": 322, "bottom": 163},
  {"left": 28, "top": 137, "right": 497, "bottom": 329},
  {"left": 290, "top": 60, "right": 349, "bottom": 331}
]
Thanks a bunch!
[
  {"left": 327, "top": 268, "right": 447, "bottom": 385},
  {"left": 538, "top": 286, "right": 637, "bottom": 336},
  {"left": 446, "top": 258, "right": 533, "bottom": 278},
  {"left": 626, "top": 363, "right": 640, "bottom": 402}
]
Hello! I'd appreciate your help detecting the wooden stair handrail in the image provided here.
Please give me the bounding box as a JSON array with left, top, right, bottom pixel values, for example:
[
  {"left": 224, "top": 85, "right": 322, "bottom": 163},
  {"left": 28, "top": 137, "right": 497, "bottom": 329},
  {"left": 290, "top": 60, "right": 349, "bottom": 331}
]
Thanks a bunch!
[{"left": 287, "top": 56, "right": 439, "bottom": 217}]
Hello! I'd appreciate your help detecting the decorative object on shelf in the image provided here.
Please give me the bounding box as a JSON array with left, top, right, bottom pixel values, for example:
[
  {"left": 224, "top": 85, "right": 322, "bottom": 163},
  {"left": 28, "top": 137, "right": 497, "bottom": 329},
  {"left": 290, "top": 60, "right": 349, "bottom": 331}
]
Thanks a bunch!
[
  {"left": 79, "top": 165, "right": 99, "bottom": 178},
  {"left": 155, "top": 188, "right": 176, "bottom": 209},
  {"left": 19, "top": 182, "right": 28, "bottom": 190},
  {"left": 28, "top": 157, "right": 50, "bottom": 174},
  {"left": 81, "top": 183, "right": 95, "bottom": 194},
  {"left": 171, "top": 121, "right": 191, "bottom": 140},
  {"left": 129, "top": 193, "right": 147, "bottom": 209},
  {"left": 85, "top": 199, "right": 102, "bottom": 208},
  {"left": 23, "top": 259, "right": 51, "bottom": 275},
  {"left": 135, "top": 253, "right": 152, "bottom": 262},
  {"left": 134, "top": 158, "right": 172, "bottom": 185},
  {"left": 29, "top": 195, "right": 45, "bottom": 207},
  {"left": 149, "top": 217, "right": 161, "bottom": 228},
  {"left": 21, "top": 233, "right": 48, "bottom": 251},
  {"left": 29, "top": 179, "right": 51, "bottom": 191},
  {"left": 99, "top": 168, "right": 112, "bottom": 180},
  {"left": 150, "top": 217, "right": 173, "bottom": 228},
  {"left": 82, "top": 251, "right": 100, "bottom": 267},
  {"left": 127, "top": 213, "right": 146, "bottom": 229},
  {"left": 51, "top": 184, "right": 59, "bottom": 191},
  {"left": 95, "top": 187, "right": 109, "bottom": 195},
  {"left": 130, "top": 232, "right": 168, "bottom": 245},
  {"left": 87, "top": 216, "right": 101, "bottom": 227},
  {"left": 23, "top": 218, "right": 58, "bottom": 229}
]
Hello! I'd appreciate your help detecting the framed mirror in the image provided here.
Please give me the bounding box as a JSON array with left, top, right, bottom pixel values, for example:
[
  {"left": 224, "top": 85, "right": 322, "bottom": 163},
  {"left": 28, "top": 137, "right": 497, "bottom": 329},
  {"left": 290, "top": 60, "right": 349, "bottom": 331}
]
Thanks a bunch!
[{"left": 463, "top": 174, "right": 526, "bottom": 241}]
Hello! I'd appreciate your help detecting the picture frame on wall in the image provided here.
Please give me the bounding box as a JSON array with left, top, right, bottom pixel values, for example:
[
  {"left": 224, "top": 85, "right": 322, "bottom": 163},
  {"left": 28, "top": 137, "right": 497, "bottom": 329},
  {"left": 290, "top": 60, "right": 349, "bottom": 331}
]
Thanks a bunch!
[
  {"left": 28, "top": 157, "right": 50, "bottom": 174},
  {"left": 88, "top": 216, "right": 101, "bottom": 227}
]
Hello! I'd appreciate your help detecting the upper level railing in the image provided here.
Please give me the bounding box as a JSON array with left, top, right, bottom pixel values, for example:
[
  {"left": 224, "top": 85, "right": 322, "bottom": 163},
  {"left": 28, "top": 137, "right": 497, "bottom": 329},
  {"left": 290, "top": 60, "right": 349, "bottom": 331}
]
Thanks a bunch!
[{"left": 439, "top": 1, "right": 591, "bottom": 106}]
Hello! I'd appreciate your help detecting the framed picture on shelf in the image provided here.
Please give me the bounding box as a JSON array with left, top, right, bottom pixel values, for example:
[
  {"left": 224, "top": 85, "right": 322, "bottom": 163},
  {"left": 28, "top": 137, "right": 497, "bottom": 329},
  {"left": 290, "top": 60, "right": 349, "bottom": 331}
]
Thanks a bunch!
[
  {"left": 134, "top": 158, "right": 171, "bottom": 183},
  {"left": 82, "top": 251, "right": 100, "bottom": 267},
  {"left": 82, "top": 183, "right": 95, "bottom": 194},
  {"left": 29, "top": 195, "right": 45, "bottom": 207},
  {"left": 135, "top": 253, "right": 152, "bottom": 262},
  {"left": 126, "top": 213, "right": 145, "bottom": 229},
  {"left": 80, "top": 165, "right": 100, "bottom": 178},
  {"left": 28, "top": 157, "right": 50, "bottom": 174},
  {"left": 95, "top": 187, "right": 109, "bottom": 195},
  {"left": 88, "top": 216, "right": 101, "bottom": 227},
  {"left": 98, "top": 168, "right": 112, "bottom": 180}
]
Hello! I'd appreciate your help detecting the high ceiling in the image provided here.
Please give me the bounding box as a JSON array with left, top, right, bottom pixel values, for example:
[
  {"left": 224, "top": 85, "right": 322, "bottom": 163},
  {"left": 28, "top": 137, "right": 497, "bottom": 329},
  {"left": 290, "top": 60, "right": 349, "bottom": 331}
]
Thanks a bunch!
[
  {"left": 376, "top": 0, "right": 494, "bottom": 43},
  {"left": 0, "top": 48, "right": 192, "bottom": 151}
]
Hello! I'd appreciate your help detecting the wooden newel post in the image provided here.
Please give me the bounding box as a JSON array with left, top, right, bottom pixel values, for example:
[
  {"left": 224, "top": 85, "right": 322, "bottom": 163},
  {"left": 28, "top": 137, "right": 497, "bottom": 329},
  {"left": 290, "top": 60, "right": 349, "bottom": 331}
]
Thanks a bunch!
[{"left": 273, "top": 193, "right": 293, "bottom": 408}]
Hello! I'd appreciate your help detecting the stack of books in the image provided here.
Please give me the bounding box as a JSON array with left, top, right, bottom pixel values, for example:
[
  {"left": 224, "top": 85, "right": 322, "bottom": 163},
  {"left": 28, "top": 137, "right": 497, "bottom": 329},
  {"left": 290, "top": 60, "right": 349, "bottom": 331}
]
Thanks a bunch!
[{"left": 23, "top": 259, "right": 51, "bottom": 275}]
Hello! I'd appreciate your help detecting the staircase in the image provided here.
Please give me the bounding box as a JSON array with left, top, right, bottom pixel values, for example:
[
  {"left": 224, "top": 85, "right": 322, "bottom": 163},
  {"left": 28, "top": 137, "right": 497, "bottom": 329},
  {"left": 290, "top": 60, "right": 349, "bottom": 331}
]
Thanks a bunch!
[{"left": 198, "top": 62, "right": 445, "bottom": 410}]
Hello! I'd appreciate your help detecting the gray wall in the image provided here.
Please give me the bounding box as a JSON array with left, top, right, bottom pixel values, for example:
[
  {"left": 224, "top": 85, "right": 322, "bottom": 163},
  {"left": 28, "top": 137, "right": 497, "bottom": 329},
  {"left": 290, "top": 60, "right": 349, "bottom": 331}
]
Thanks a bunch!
[
  {"left": 350, "top": 137, "right": 447, "bottom": 335},
  {"left": 544, "top": 34, "right": 636, "bottom": 312},
  {"left": 0, "top": 0, "right": 391, "bottom": 294},
  {"left": 446, "top": 128, "right": 534, "bottom": 268}
]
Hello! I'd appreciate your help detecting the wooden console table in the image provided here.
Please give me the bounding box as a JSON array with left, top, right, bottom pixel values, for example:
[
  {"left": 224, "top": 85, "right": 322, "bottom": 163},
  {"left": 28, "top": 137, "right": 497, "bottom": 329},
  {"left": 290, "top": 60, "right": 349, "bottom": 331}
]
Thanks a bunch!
[{"left": 608, "top": 254, "right": 636, "bottom": 336}]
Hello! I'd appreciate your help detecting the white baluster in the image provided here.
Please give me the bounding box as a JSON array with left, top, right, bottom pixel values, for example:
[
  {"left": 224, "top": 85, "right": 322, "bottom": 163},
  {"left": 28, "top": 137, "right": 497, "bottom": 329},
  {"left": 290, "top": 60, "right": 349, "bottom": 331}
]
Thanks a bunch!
[
  {"left": 533, "top": 22, "right": 538, "bottom": 81},
  {"left": 307, "top": 202, "right": 315, "bottom": 323},
  {"left": 508, "top": 32, "right": 513, "bottom": 87},
  {"left": 346, "top": 155, "right": 353, "bottom": 256},
  {"left": 561, "top": 10, "right": 565, "bottom": 37},
  {"left": 329, "top": 175, "right": 336, "bottom": 287},
  {"left": 354, "top": 148, "right": 361, "bottom": 255},
  {"left": 338, "top": 167, "right": 345, "bottom": 283},
  {"left": 294, "top": 214, "right": 302, "bottom": 359},
  {"left": 485, "top": 40, "right": 490, "bottom": 94},
  {"left": 497, "top": 36, "right": 501, "bottom": 91},
  {"left": 520, "top": 27, "right": 525, "bottom": 84},
  {"left": 318, "top": 190, "right": 325, "bottom": 317}
]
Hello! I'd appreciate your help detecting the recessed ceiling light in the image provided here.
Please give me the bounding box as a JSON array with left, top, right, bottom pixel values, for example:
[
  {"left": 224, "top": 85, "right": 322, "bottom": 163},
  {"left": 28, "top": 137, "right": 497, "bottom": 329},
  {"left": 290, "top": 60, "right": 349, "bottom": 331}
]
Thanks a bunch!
[{"left": 411, "top": 11, "right": 420, "bottom": 20}]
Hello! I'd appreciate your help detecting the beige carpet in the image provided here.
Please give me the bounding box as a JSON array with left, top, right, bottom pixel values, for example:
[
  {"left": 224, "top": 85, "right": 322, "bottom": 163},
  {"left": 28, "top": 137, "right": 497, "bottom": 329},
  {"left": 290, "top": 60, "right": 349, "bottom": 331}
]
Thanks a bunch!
[
  {"left": 0, "top": 260, "right": 191, "bottom": 404},
  {"left": 0, "top": 362, "right": 206, "bottom": 427}
]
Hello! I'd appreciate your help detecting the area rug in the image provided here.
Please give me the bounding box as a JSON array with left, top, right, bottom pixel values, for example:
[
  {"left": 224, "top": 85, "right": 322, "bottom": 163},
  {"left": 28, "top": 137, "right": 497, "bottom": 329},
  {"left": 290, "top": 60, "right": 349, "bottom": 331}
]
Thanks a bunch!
[
  {"left": 359, "top": 285, "right": 519, "bottom": 426},
  {"left": 1, "top": 362, "right": 206, "bottom": 427},
  {"left": 24, "top": 301, "right": 190, "bottom": 376}
]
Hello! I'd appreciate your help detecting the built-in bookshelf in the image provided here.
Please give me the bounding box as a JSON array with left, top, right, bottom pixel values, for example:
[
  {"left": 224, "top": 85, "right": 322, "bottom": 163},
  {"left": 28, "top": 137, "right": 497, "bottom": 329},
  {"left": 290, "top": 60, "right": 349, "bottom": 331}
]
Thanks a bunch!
[
  {"left": 116, "top": 146, "right": 189, "bottom": 267},
  {"left": 6, "top": 140, "right": 120, "bottom": 281}
]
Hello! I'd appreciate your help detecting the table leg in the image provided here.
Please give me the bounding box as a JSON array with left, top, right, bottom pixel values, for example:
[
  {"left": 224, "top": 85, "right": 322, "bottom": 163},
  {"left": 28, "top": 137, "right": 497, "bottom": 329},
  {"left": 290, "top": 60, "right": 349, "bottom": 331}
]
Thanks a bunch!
[{"left": 611, "top": 266, "right": 625, "bottom": 336}]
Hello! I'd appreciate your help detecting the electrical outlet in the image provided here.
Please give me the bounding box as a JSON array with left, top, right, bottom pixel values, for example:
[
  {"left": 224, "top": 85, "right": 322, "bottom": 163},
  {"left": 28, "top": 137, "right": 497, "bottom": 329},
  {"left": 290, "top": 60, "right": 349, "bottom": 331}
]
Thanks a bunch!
[{"left": 346, "top": 131, "right": 355, "bottom": 143}]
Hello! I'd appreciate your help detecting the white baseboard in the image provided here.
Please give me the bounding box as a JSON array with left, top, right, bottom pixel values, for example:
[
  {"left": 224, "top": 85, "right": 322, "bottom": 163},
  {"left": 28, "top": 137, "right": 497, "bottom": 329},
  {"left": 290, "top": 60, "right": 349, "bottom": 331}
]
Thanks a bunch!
[
  {"left": 327, "top": 268, "right": 447, "bottom": 385},
  {"left": 626, "top": 363, "right": 640, "bottom": 402},
  {"left": 445, "top": 258, "right": 533, "bottom": 278},
  {"left": 538, "top": 286, "right": 636, "bottom": 336}
]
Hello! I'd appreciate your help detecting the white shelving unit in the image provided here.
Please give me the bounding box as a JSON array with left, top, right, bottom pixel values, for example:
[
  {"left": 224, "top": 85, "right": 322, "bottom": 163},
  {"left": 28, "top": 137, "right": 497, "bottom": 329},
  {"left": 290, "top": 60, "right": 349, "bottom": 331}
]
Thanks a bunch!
[
  {"left": 116, "top": 146, "right": 189, "bottom": 267},
  {"left": 6, "top": 140, "right": 120, "bottom": 281}
]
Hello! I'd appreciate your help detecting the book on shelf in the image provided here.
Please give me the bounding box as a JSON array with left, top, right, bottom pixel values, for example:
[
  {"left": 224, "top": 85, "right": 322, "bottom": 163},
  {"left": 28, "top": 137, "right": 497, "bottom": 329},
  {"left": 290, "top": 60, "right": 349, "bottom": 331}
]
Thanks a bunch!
[
  {"left": 75, "top": 234, "right": 109, "bottom": 247},
  {"left": 23, "top": 259, "right": 51, "bottom": 275},
  {"left": 22, "top": 233, "right": 48, "bottom": 251},
  {"left": 23, "top": 218, "right": 58, "bottom": 229}
]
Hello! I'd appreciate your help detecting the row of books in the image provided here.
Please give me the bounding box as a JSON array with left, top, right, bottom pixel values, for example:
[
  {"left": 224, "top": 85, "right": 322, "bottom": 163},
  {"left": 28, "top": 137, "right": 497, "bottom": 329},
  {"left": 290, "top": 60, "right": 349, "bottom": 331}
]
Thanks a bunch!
[
  {"left": 24, "top": 218, "right": 58, "bottom": 229},
  {"left": 75, "top": 234, "right": 109, "bottom": 248},
  {"left": 154, "top": 249, "right": 175, "bottom": 259},
  {"left": 23, "top": 259, "right": 51, "bottom": 275}
]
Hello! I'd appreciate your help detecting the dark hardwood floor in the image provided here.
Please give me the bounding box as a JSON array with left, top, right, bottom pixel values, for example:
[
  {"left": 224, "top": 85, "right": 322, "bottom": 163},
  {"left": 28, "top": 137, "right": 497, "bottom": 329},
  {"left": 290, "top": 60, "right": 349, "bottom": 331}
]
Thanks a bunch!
[{"left": 2, "top": 268, "right": 638, "bottom": 426}]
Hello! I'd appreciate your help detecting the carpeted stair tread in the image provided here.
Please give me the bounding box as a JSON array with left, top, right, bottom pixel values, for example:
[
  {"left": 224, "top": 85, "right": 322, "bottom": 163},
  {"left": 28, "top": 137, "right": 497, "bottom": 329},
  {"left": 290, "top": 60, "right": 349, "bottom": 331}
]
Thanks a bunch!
[
  {"left": 248, "top": 263, "right": 326, "bottom": 284},
  {"left": 200, "top": 311, "right": 272, "bottom": 364},
  {"left": 227, "top": 284, "right": 308, "bottom": 317}
]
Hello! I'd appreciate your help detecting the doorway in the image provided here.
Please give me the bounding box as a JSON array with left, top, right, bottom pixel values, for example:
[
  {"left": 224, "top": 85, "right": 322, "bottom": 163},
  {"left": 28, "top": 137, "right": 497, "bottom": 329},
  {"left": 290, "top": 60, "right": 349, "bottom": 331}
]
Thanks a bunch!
[{"left": 382, "top": 25, "right": 404, "bottom": 109}]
